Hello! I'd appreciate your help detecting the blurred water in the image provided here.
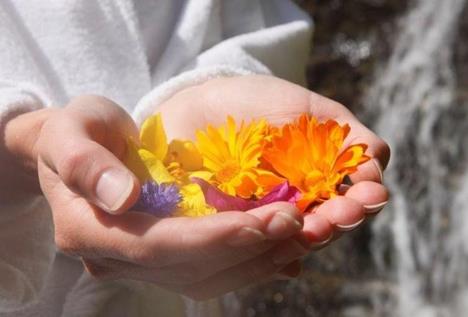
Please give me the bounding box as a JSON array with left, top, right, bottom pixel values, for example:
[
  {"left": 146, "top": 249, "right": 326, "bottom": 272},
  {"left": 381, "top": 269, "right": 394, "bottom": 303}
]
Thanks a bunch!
[
  {"left": 366, "top": 0, "right": 468, "bottom": 316},
  {"left": 184, "top": 0, "right": 468, "bottom": 316}
]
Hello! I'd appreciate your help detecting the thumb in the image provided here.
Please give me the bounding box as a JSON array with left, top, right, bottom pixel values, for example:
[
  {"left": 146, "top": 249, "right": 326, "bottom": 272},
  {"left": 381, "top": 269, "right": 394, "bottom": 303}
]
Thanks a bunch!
[
  {"left": 40, "top": 139, "right": 140, "bottom": 214},
  {"left": 38, "top": 98, "right": 140, "bottom": 214}
]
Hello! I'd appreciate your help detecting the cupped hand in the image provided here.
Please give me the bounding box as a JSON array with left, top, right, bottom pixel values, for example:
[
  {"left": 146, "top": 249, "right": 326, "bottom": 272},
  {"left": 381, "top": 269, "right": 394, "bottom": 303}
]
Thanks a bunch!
[
  {"left": 157, "top": 75, "right": 391, "bottom": 247},
  {"left": 6, "top": 95, "right": 310, "bottom": 300}
]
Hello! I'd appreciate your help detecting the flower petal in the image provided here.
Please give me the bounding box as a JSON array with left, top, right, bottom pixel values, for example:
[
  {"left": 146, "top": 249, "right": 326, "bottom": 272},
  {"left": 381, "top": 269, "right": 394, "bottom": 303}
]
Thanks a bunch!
[
  {"left": 134, "top": 181, "right": 181, "bottom": 217},
  {"left": 165, "top": 139, "right": 204, "bottom": 171},
  {"left": 257, "top": 181, "right": 300, "bottom": 206},
  {"left": 139, "top": 149, "right": 175, "bottom": 184},
  {"left": 140, "top": 113, "right": 168, "bottom": 160},
  {"left": 174, "top": 183, "right": 216, "bottom": 217},
  {"left": 192, "top": 178, "right": 299, "bottom": 212},
  {"left": 125, "top": 138, "right": 151, "bottom": 181}
]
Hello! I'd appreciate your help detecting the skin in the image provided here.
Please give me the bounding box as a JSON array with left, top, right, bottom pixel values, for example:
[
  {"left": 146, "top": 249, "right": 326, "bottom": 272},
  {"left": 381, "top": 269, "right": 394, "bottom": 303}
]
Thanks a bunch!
[{"left": 0, "top": 75, "right": 390, "bottom": 300}]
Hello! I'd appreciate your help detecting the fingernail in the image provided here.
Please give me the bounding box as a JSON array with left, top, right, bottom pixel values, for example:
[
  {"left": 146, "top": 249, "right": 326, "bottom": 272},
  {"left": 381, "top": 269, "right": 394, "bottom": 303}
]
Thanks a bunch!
[
  {"left": 272, "top": 241, "right": 307, "bottom": 266},
  {"left": 267, "top": 212, "right": 302, "bottom": 235},
  {"left": 227, "top": 227, "right": 266, "bottom": 247},
  {"left": 335, "top": 217, "right": 365, "bottom": 231},
  {"left": 364, "top": 201, "right": 388, "bottom": 214},
  {"left": 372, "top": 158, "right": 384, "bottom": 182},
  {"left": 95, "top": 168, "right": 134, "bottom": 213},
  {"left": 337, "top": 184, "right": 351, "bottom": 194},
  {"left": 309, "top": 232, "right": 333, "bottom": 248}
]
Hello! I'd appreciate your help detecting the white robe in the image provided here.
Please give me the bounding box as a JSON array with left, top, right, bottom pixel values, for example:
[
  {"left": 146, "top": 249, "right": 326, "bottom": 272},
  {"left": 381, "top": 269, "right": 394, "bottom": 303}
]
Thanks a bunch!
[{"left": 0, "top": 1, "right": 312, "bottom": 316}]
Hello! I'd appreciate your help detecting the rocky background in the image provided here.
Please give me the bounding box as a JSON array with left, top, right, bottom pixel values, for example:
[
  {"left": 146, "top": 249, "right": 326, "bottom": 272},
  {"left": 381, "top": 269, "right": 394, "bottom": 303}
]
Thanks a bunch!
[{"left": 234, "top": 1, "right": 468, "bottom": 316}]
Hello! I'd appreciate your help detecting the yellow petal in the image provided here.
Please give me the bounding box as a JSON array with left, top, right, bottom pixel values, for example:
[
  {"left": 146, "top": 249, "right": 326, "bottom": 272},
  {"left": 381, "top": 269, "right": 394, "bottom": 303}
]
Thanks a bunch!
[
  {"left": 189, "top": 170, "right": 214, "bottom": 181},
  {"left": 124, "top": 138, "right": 151, "bottom": 182},
  {"left": 165, "top": 139, "right": 204, "bottom": 171},
  {"left": 140, "top": 113, "right": 168, "bottom": 160},
  {"left": 138, "top": 148, "right": 175, "bottom": 183},
  {"left": 174, "top": 183, "right": 216, "bottom": 217}
]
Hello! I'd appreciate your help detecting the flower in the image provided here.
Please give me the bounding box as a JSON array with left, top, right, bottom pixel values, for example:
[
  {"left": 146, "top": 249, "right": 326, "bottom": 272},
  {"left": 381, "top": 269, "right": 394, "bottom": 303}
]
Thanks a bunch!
[
  {"left": 125, "top": 114, "right": 215, "bottom": 217},
  {"left": 125, "top": 114, "right": 175, "bottom": 184},
  {"left": 174, "top": 183, "right": 216, "bottom": 217},
  {"left": 262, "top": 114, "right": 370, "bottom": 212},
  {"left": 194, "top": 116, "right": 277, "bottom": 198},
  {"left": 134, "top": 181, "right": 181, "bottom": 217},
  {"left": 192, "top": 178, "right": 300, "bottom": 212}
]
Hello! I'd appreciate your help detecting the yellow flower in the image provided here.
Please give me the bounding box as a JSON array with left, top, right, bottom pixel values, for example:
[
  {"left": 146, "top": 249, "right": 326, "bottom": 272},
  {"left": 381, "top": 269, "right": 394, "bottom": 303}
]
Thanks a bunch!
[
  {"left": 194, "top": 116, "right": 277, "bottom": 199},
  {"left": 262, "top": 114, "right": 370, "bottom": 212},
  {"left": 173, "top": 183, "right": 213, "bottom": 217},
  {"left": 125, "top": 114, "right": 215, "bottom": 217}
]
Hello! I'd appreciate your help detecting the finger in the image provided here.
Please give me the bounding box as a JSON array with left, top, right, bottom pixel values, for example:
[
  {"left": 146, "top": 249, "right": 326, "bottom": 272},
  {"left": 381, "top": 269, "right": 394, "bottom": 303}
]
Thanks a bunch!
[
  {"left": 342, "top": 122, "right": 390, "bottom": 184},
  {"left": 315, "top": 196, "right": 365, "bottom": 232},
  {"left": 85, "top": 238, "right": 278, "bottom": 285},
  {"left": 41, "top": 170, "right": 280, "bottom": 268},
  {"left": 246, "top": 202, "right": 303, "bottom": 240},
  {"left": 302, "top": 213, "right": 334, "bottom": 246},
  {"left": 345, "top": 181, "right": 389, "bottom": 214},
  {"left": 275, "top": 260, "right": 303, "bottom": 280},
  {"left": 308, "top": 92, "right": 390, "bottom": 183},
  {"left": 155, "top": 232, "right": 308, "bottom": 285},
  {"left": 38, "top": 96, "right": 140, "bottom": 214},
  {"left": 179, "top": 239, "right": 308, "bottom": 300}
]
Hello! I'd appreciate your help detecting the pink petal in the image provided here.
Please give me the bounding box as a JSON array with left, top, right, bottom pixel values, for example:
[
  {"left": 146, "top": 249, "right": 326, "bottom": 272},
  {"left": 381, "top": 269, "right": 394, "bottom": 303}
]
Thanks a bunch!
[
  {"left": 192, "top": 178, "right": 300, "bottom": 212},
  {"left": 257, "top": 181, "right": 301, "bottom": 206}
]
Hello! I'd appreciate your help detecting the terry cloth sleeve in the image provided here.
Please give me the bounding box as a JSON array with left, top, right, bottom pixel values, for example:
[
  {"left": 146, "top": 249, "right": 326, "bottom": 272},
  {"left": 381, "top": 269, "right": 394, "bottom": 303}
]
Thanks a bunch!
[
  {"left": 0, "top": 64, "right": 55, "bottom": 317},
  {"left": 0, "top": 1, "right": 55, "bottom": 138},
  {"left": 0, "top": 5, "right": 55, "bottom": 313},
  {"left": 132, "top": 0, "right": 313, "bottom": 125}
]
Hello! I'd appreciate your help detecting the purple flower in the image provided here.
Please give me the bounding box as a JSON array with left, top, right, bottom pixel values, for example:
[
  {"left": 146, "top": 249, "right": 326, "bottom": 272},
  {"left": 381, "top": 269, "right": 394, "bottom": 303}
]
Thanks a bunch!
[
  {"left": 192, "top": 178, "right": 300, "bottom": 212},
  {"left": 134, "top": 181, "right": 181, "bottom": 217}
]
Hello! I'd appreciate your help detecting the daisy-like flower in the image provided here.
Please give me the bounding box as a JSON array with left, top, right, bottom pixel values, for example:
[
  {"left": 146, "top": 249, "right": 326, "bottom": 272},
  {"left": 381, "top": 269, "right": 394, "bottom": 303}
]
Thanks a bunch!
[
  {"left": 262, "top": 114, "right": 371, "bottom": 212},
  {"left": 194, "top": 116, "right": 278, "bottom": 199},
  {"left": 125, "top": 114, "right": 215, "bottom": 217},
  {"left": 135, "top": 181, "right": 181, "bottom": 217}
]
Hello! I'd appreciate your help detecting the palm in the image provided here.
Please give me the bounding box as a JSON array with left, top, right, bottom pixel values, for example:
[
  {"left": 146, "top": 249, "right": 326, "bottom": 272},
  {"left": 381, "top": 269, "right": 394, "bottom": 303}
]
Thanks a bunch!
[
  {"left": 157, "top": 75, "right": 390, "bottom": 242},
  {"left": 159, "top": 76, "right": 310, "bottom": 140}
]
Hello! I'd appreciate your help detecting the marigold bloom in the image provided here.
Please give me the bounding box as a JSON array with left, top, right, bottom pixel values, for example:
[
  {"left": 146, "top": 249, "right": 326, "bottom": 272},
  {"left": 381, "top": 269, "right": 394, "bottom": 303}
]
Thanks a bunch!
[
  {"left": 195, "top": 116, "right": 276, "bottom": 198},
  {"left": 125, "top": 114, "right": 215, "bottom": 217},
  {"left": 263, "top": 114, "right": 370, "bottom": 212}
]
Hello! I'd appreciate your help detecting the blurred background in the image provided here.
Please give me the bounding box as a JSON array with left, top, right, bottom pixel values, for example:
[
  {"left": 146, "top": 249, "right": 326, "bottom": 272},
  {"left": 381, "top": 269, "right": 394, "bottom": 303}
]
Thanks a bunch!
[{"left": 225, "top": 0, "right": 468, "bottom": 316}]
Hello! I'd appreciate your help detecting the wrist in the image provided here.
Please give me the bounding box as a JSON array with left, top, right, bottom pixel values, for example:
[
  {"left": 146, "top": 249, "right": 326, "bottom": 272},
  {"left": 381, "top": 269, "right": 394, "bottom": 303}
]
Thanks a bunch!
[{"left": 0, "top": 108, "right": 58, "bottom": 200}]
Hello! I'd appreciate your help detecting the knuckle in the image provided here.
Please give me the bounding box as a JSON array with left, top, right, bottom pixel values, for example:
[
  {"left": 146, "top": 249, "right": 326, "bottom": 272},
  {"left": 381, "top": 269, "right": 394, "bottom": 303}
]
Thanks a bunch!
[
  {"left": 239, "top": 242, "right": 272, "bottom": 258},
  {"left": 67, "top": 95, "right": 136, "bottom": 139},
  {"left": 129, "top": 246, "right": 158, "bottom": 266},
  {"left": 69, "top": 95, "right": 115, "bottom": 109},
  {"left": 54, "top": 232, "right": 80, "bottom": 256},
  {"left": 57, "top": 145, "right": 93, "bottom": 188}
]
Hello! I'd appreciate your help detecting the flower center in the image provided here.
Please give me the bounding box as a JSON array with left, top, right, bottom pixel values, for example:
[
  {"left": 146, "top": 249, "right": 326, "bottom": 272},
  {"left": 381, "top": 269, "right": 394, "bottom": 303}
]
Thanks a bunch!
[
  {"left": 216, "top": 160, "right": 241, "bottom": 183},
  {"left": 304, "top": 170, "right": 325, "bottom": 189},
  {"left": 167, "top": 162, "right": 186, "bottom": 183}
]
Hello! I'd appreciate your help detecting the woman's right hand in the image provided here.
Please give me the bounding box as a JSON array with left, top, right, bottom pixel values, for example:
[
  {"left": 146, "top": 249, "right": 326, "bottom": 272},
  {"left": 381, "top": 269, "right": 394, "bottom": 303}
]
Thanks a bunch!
[{"left": 3, "top": 95, "right": 319, "bottom": 300}]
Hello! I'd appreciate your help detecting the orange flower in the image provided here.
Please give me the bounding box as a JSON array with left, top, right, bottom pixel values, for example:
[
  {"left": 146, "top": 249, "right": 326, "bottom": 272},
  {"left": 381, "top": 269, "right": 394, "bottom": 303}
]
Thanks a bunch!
[
  {"left": 262, "top": 114, "right": 370, "bottom": 212},
  {"left": 195, "top": 116, "right": 281, "bottom": 198}
]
